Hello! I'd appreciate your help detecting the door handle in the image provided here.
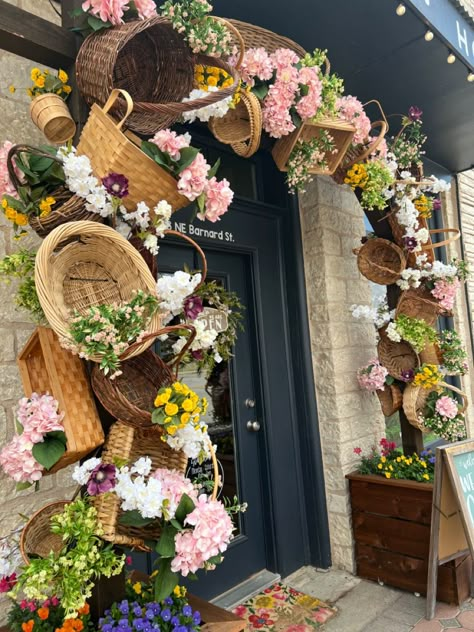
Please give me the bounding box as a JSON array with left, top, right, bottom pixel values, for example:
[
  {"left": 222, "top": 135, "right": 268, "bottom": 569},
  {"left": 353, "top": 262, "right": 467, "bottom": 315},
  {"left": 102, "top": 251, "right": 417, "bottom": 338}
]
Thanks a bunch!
[{"left": 246, "top": 420, "right": 261, "bottom": 432}]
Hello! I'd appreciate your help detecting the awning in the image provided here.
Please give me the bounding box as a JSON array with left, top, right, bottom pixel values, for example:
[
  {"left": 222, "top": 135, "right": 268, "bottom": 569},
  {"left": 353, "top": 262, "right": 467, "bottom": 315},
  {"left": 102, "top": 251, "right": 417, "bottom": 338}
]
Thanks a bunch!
[{"left": 213, "top": 0, "right": 474, "bottom": 175}]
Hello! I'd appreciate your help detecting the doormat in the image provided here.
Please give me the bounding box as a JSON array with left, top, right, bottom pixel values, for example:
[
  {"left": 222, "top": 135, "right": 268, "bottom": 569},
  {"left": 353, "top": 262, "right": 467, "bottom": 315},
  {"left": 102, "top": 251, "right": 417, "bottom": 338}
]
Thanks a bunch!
[{"left": 232, "top": 582, "right": 337, "bottom": 630}]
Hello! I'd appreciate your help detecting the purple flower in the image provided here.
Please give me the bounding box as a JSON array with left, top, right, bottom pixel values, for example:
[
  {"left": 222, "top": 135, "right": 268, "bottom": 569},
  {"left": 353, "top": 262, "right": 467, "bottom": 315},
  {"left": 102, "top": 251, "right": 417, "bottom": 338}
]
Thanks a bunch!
[
  {"left": 87, "top": 463, "right": 117, "bottom": 495},
  {"left": 183, "top": 296, "right": 203, "bottom": 321},
  {"left": 145, "top": 609, "right": 155, "bottom": 620},
  {"left": 133, "top": 618, "right": 145, "bottom": 630},
  {"left": 433, "top": 198, "right": 442, "bottom": 212},
  {"left": 102, "top": 173, "right": 129, "bottom": 198},
  {"left": 191, "top": 350, "right": 204, "bottom": 361},
  {"left": 150, "top": 603, "right": 160, "bottom": 615},
  {"left": 192, "top": 611, "right": 201, "bottom": 625},
  {"left": 429, "top": 456, "right": 436, "bottom": 464},
  {"left": 171, "top": 617, "right": 179, "bottom": 626},
  {"left": 182, "top": 605, "right": 192, "bottom": 617},
  {"left": 403, "top": 236, "right": 418, "bottom": 252},
  {"left": 161, "top": 609, "right": 171, "bottom": 622},
  {"left": 133, "top": 606, "right": 142, "bottom": 617},
  {"left": 400, "top": 369, "right": 415, "bottom": 382},
  {"left": 408, "top": 106, "right": 423, "bottom": 122},
  {"left": 119, "top": 601, "right": 130, "bottom": 615}
]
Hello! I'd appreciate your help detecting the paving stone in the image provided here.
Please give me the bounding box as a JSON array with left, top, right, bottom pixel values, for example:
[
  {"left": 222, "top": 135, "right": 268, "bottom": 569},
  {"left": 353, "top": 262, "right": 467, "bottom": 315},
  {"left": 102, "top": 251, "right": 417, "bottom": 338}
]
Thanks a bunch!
[
  {"left": 364, "top": 615, "right": 412, "bottom": 631},
  {"left": 285, "top": 566, "right": 360, "bottom": 603},
  {"left": 439, "top": 618, "right": 462, "bottom": 628},
  {"left": 411, "top": 620, "right": 443, "bottom": 631},
  {"left": 458, "top": 611, "right": 474, "bottom": 630},
  {"left": 436, "top": 604, "right": 461, "bottom": 619}
]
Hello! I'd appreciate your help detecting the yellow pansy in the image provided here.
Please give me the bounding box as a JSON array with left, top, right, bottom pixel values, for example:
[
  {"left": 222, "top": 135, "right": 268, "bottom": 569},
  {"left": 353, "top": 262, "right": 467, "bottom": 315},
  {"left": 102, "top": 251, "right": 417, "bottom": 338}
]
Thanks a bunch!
[
  {"left": 35, "top": 76, "right": 45, "bottom": 89},
  {"left": 423, "top": 473, "right": 430, "bottom": 480},
  {"left": 15, "top": 213, "right": 28, "bottom": 226},
  {"left": 132, "top": 582, "right": 142, "bottom": 595},
  {"left": 385, "top": 472, "right": 392, "bottom": 479},
  {"left": 164, "top": 402, "right": 179, "bottom": 417},
  {"left": 207, "top": 76, "right": 218, "bottom": 87},
  {"left": 167, "top": 425, "right": 178, "bottom": 436},
  {"left": 62, "top": 85, "right": 72, "bottom": 94},
  {"left": 5, "top": 207, "right": 17, "bottom": 221},
  {"left": 182, "top": 398, "right": 194, "bottom": 412},
  {"left": 380, "top": 456, "right": 386, "bottom": 463},
  {"left": 377, "top": 463, "right": 383, "bottom": 470},
  {"left": 181, "top": 412, "right": 191, "bottom": 425},
  {"left": 173, "top": 382, "right": 184, "bottom": 394},
  {"left": 1, "top": 198, "right": 7, "bottom": 209},
  {"left": 30, "top": 68, "right": 41, "bottom": 81},
  {"left": 58, "top": 69, "right": 68, "bottom": 83}
]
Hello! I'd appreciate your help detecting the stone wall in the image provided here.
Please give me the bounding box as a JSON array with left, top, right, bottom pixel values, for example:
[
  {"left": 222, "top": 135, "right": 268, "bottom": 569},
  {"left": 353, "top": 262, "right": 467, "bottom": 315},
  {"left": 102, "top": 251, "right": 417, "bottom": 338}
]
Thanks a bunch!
[{"left": 298, "top": 177, "right": 385, "bottom": 572}]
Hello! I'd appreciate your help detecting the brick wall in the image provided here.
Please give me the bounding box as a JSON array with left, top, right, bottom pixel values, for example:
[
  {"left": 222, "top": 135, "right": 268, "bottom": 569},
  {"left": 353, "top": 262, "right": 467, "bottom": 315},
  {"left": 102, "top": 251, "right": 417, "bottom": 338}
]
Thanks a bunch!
[{"left": 299, "top": 177, "right": 385, "bottom": 571}]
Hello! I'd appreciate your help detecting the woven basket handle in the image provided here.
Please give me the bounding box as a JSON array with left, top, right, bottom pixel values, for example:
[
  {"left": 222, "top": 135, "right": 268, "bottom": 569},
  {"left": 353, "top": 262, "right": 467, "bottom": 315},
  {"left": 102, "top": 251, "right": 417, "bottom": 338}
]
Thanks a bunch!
[
  {"left": 208, "top": 439, "right": 219, "bottom": 500},
  {"left": 6, "top": 144, "right": 62, "bottom": 197},
  {"left": 439, "top": 380, "right": 468, "bottom": 413},
  {"left": 422, "top": 228, "right": 460, "bottom": 251},
  {"left": 163, "top": 229, "right": 207, "bottom": 290},
  {"left": 102, "top": 89, "right": 134, "bottom": 130}
]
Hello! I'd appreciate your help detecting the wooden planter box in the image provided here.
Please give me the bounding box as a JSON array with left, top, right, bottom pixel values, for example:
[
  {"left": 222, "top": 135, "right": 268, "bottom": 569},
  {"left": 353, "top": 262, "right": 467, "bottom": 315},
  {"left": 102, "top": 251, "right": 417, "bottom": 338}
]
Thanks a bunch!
[{"left": 347, "top": 473, "right": 472, "bottom": 604}]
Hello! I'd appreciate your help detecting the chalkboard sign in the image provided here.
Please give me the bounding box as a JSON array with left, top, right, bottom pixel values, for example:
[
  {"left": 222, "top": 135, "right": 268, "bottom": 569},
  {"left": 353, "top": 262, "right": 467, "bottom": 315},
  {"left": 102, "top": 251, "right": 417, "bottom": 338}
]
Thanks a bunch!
[
  {"left": 186, "top": 456, "right": 224, "bottom": 499},
  {"left": 445, "top": 440, "right": 474, "bottom": 548}
]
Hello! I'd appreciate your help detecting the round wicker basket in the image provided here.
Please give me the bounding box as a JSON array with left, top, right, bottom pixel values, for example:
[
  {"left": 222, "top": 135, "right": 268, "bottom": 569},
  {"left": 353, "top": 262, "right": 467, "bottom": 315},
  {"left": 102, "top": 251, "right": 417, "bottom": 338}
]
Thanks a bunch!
[
  {"left": 29, "top": 94, "right": 76, "bottom": 145},
  {"left": 377, "top": 327, "right": 419, "bottom": 381},
  {"left": 20, "top": 501, "right": 69, "bottom": 564},
  {"left": 209, "top": 90, "right": 262, "bottom": 158},
  {"left": 34, "top": 221, "right": 162, "bottom": 361},
  {"left": 395, "top": 286, "right": 440, "bottom": 327},
  {"left": 376, "top": 384, "right": 403, "bottom": 417},
  {"left": 356, "top": 238, "right": 406, "bottom": 285},
  {"left": 226, "top": 18, "right": 306, "bottom": 56},
  {"left": 403, "top": 381, "right": 468, "bottom": 431}
]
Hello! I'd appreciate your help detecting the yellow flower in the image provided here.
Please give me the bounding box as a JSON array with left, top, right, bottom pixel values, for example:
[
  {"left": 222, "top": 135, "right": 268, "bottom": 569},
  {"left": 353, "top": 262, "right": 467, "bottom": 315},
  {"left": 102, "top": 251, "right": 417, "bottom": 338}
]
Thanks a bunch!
[
  {"left": 155, "top": 389, "right": 171, "bottom": 406},
  {"left": 26, "top": 88, "right": 33, "bottom": 98},
  {"left": 195, "top": 73, "right": 205, "bottom": 85},
  {"left": 181, "top": 412, "right": 191, "bottom": 425},
  {"left": 389, "top": 465, "right": 394, "bottom": 471},
  {"left": 1, "top": 198, "right": 7, "bottom": 209},
  {"left": 173, "top": 382, "right": 184, "bottom": 394},
  {"left": 423, "top": 473, "right": 430, "bottom": 480},
  {"left": 164, "top": 402, "right": 179, "bottom": 417},
  {"left": 207, "top": 75, "right": 218, "bottom": 87},
  {"left": 385, "top": 472, "right": 392, "bottom": 479},
  {"left": 421, "top": 461, "right": 427, "bottom": 468},
  {"left": 396, "top": 457, "right": 401, "bottom": 462},
  {"left": 8, "top": 85, "right": 15, "bottom": 94},
  {"left": 58, "top": 69, "right": 68, "bottom": 83},
  {"left": 195, "top": 64, "right": 204, "bottom": 74},
  {"left": 377, "top": 463, "right": 383, "bottom": 470},
  {"left": 62, "top": 85, "right": 72, "bottom": 95},
  {"left": 35, "top": 76, "right": 45, "bottom": 89},
  {"left": 167, "top": 425, "right": 178, "bottom": 436},
  {"left": 30, "top": 67, "right": 41, "bottom": 81},
  {"left": 45, "top": 196, "right": 56, "bottom": 205},
  {"left": 182, "top": 398, "right": 194, "bottom": 412},
  {"left": 15, "top": 212, "right": 28, "bottom": 226},
  {"left": 5, "top": 207, "right": 17, "bottom": 221},
  {"left": 173, "top": 585, "right": 186, "bottom": 598},
  {"left": 221, "top": 78, "right": 233, "bottom": 88},
  {"left": 254, "top": 596, "right": 275, "bottom": 608},
  {"left": 132, "top": 582, "right": 142, "bottom": 595},
  {"left": 380, "top": 456, "right": 386, "bottom": 463},
  {"left": 39, "top": 196, "right": 55, "bottom": 217}
]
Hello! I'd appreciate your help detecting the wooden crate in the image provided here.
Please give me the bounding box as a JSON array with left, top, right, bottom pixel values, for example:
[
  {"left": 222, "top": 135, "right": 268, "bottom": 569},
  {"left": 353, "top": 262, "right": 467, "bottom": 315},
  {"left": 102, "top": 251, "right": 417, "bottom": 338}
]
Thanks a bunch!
[
  {"left": 272, "top": 117, "right": 355, "bottom": 175},
  {"left": 17, "top": 326, "right": 104, "bottom": 472},
  {"left": 347, "top": 473, "right": 472, "bottom": 604}
]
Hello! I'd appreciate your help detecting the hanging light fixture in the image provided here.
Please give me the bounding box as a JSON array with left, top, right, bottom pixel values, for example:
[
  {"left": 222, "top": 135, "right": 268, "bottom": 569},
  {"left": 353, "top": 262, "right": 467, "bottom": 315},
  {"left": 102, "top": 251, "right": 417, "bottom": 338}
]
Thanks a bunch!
[
  {"left": 424, "top": 30, "right": 434, "bottom": 42},
  {"left": 467, "top": 72, "right": 474, "bottom": 82},
  {"left": 447, "top": 52, "right": 456, "bottom": 64},
  {"left": 396, "top": 3, "right": 406, "bottom": 16}
]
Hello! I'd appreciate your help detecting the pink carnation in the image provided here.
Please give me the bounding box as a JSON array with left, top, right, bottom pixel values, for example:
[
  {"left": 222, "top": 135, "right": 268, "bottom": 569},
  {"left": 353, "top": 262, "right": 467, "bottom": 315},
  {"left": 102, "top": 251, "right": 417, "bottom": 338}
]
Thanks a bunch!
[
  {"left": 177, "top": 153, "right": 210, "bottom": 201},
  {"left": 357, "top": 359, "right": 388, "bottom": 391},
  {"left": 431, "top": 278, "right": 460, "bottom": 311},
  {"left": 199, "top": 177, "right": 234, "bottom": 222},
  {"left": 237, "top": 48, "right": 273, "bottom": 86},
  {"left": 150, "top": 129, "right": 190, "bottom": 161},
  {"left": 133, "top": 0, "right": 157, "bottom": 19},
  {"left": 82, "top": 0, "right": 129, "bottom": 25},
  {"left": 152, "top": 468, "right": 197, "bottom": 517},
  {"left": 0, "top": 140, "right": 20, "bottom": 199},
  {"left": 0, "top": 434, "right": 43, "bottom": 484},
  {"left": 17, "top": 393, "right": 64, "bottom": 444},
  {"left": 171, "top": 494, "right": 234, "bottom": 576},
  {"left": 295, "top": 66, "right": 322, "bottom": 120},
  {"left": 336, "top": 95, "right": 371, "bottom": 145},
  {"left": 435, "top": 395, "right": 458, "bottom": 419}
]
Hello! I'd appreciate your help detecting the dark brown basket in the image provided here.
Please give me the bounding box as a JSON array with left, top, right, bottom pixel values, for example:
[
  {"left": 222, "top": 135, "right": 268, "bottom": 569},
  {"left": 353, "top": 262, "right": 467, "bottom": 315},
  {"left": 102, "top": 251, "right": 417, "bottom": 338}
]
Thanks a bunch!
[
  {"left": 356, "top": 238, "right": 406, "bottom": 285},
  {"left": 396, "top": 286, "right": 440, "bottom": 327},
  {"left": 20, "top": 501, "right": 69, "bottom": 564},
  {"left": 76, "top": 17, "right": 240, "bottom": 135},
  {"left": 376, "top": 384, "right": 402, "bottom": 417},
  {"left": 377, "top": 327, "right": 420, "bottom": 381},
  {"left": 7, "top": 144, "right": 101, "bottom": 238}
]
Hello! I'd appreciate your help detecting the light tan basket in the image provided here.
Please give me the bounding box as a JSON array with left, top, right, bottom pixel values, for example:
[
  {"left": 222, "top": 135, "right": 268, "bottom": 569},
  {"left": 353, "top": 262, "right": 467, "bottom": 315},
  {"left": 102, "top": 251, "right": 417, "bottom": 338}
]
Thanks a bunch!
[
  {"left": 403, "top": 381, "right": 468, "bottom": 432},
  {"left": 396, "top": 287, "right": 440, "bottom": 327},
  {"left": 77, "top": 89, "right": 189, "bottom": 212},
  {"left": 356, "top": 238, "right": 406, "bottom": 285},
  {"left": 376, "top": 384, "right": 403, "bottom": 417},
  {"left": 377, "top": 326, "right": 420, "bottom": 381},
  {"left": 226, "top": 18, "right": 306, "bottom": 56},
  {"left": 29, "top": 94, "right": 76, "bottom": 145},
  {"left": 209, "top": 90, "right": 262, "bottom": 158},
  {"left": 92, "top": 421, "right": 218, "bottom": 550},
  {"left": 20, "top": 501, "right": 69, "bottom": 563},
  {"left": 17, "top": 327, "right": 104, "bottom": 472},
  {"left": 34, "top": 221, "right": 162, "bottom": 362}
]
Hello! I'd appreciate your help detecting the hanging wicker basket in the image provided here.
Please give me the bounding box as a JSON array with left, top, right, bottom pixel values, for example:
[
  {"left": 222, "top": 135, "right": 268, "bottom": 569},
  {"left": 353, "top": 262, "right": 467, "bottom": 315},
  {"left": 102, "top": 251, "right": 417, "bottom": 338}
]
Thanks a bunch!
[
  {"left": 77, "top": 89, "right": 189, "bottom": 212},
  {"left": 226, "top": 18, "right": 306, "bottom": 56},
  {"left": 209, "top": 90, "right": 262, "bottom": 158},
  {"left": 20, "top": 501, "right": 69, "bottom": 564},
  {"left": 356, "top": 238, "right": 406, "bottom": 285},
  {"left": 403, "top": 381, "right": 468, "bottom": 432},
  {"left": 76, "top": 16, "right": 241, "bottom": 135},
  {"left": 17, "top": 327, "right": 104, "bottom": 473},
  {"left": 34, "top": 221, "right": 162, "bottom": 362},
  {"left": 419, "top": 342, "right": 442, "bottom": 366},
  {"left": 377, "top": 326, "right": 420, "bottom": 381},
  {"left": 7, "top": 144, "right": 101, "bottom": 239},
  {"left": 29, "top": 94, "right": 76, "bottom": 145},
  {"left": 395, "top": 286, "right": 440, "bottom": 327},
  {"left": 91, "top": 421, "right": 218, "bottom": 551},
  {"left": 376, "top": 384, "right": 403, "bottom": 417}
]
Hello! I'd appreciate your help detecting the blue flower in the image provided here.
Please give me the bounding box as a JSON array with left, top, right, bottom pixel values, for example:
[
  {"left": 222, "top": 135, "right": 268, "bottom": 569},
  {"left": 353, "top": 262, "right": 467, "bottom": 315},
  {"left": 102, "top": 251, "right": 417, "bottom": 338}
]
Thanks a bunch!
[
  {"left": 164, "top": 597, "right": 174, "bottom": 606},
  {"left": 149, "top": 603, "right": 161, "bottom": 615},
  {"left": 101, "top": 625, "right": 113, "bottom": 632},
  {"left": 171, "top": 617, "right": 179, "bottom": 626},
  {"left": 145, "top": 609, "right": 155, "bottom": 621},
  {"left": 161, "top": 609, "right": 171, "bottom": 622},
  {"left": 105, "top": 610, "right": 111, "bottom": 616},
  {"left": 119, "top": 619, "right": 129, "bottom": 628},
  {"left": 192, "top": 611, "right": 201, "bottom": 625},
  {"left": 429, "top": 456, "right": 436, "bottom": 464},
  {"left": 119, "top": 602, "right": 130, "bottom": 615},
  {"left": 133, "top": 606, "right": 142, "bottom": 617},
  {"left": 133, "top": 618, "right": 145, "bottom": 630},
  {"left": 182, "top": 605, "right": 192, "bottom": 618}
]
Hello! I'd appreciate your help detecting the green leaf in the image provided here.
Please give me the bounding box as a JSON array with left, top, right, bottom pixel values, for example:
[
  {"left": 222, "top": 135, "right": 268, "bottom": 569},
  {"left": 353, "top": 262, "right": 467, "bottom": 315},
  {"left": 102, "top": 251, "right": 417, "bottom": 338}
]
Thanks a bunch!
[
  {"left": 299, "top": 83, "right": 309, "bottom": 97},
  {"left": 155, "top": 524, "right": 177, "bottom": 558},
  {"left": 175, "top": 493, "right": 195, "bottom": 524},
  {"left": 385, "top": 376, "right": 395, "bottom": 385},
  {"left": 16, "top": 481, "right": 32, "bottom": 491},
  {"left": 154, "top": 558, "right": 178, "bottom": 602},
  {"left": 290, "top": 109, "right": 303, "bottom": 128},
  {"left": 176, "top": 147, "right": 200, "bottom": 174},
  {"left": 119, "top": 510, "right": 156, "bottom": 527},
  {"left": 88, "top": 15, "right": 111, "bottom": 31},
  {"left": 169, "top": 519, "right": 183, "bottom": 531},
  {"left": 206, "top": 554, "right": 223, "bottom": 565},
  {"left": 251, "top": 84, "right": 269, "bottom": 100},
  {"left": 207, "top": 158, "right": 221, "bottom": 179},
  {"left": 151, "top": 408, "right": 166, "bottom": 425},
  {"left": 45, "top": 430, "right": 67, "bottom": 445},
  {"left": 32, "top": 437, "right": 66, "bottom": 470},
  {"left": 15, "top": 421, "right": 23, "bottom": 435},
  {"left": 196, "top": 192, "right": 206, "bottom": 214}
]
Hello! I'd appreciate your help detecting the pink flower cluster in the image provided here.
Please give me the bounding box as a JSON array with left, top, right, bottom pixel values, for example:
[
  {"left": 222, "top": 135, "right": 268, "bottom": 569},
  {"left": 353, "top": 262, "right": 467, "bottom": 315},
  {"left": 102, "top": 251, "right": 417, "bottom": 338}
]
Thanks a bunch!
[
  {"left": 152, "top": 468, "right": 196, "bottom": 516},
  {"left": 431, "top": 277, "right": 460, "bottom": 311},
  {"left": 357, "top": 359, "right": 388, "bottom": 391},
  {"left": 336, "top": 96, "right": 371, "bottom": 145},
  {"left": 0, "top": 140, "right": 20, "bottom": 199},
  {"left": 435, "top": 395, "right": 459, "bottom": 419},
  {"left": 151, "top": 129, "right": 191, "bottom": 161},
  {"left": 380, "top": 437, "right": 397, "bottom": 456},
  {"left": 171, "top": 494, "right": 234, "bottom": 576},
  {"left": 198, "top": 177, "right": 234, "bottom": 222},
  {"left": 0, "top": 394, "right": 64, "bottom": 484},
  {"left": 178, "top": 153, "right": 210, "bottom": 201},
  {"left": 295, "top": 66, "right": 322, "bottom": 121},
  {"left": 236, "top": 47, "right": 273, "bottom": 86},
  {"left": 133, "top": 0, "right": 158, "bottom": 19},
  {"left": 82, "top": 0, "right": 129, "bottom": 25}
]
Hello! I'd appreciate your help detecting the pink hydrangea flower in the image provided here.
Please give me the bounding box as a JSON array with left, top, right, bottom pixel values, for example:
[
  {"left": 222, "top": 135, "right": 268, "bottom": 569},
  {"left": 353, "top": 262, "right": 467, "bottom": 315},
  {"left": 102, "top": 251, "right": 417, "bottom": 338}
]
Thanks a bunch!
[
  {"left": 431, "top": 278, "right": 460, "bottom": 311},
  {"left": 150, "top": 129, "right": 190, "bottom": 161},
  {"left": 0, "top": 434, "right": 43, "bottom": 484},
  {"left": 171, "top": 495, "right": 234, "bottom": 576},
  {"left": 17, "top": 393, "right": 64, "bottom": 444},
  {"left": 133, "top": 0, "right": 157, "bottom": 19},
  {"left": 177, "top": 153, "right": 210, "bottom": 201},
  {"left": 152, "top": 468, "right": 197, "bottom": 516},
  {"left": 235, "top": 47, "right": 273, "bottom": 86},
  {"left": 295, "top": 66, "right": 322, "bottom": 120},
  {"left": 269, "top": 48, "right": 299, "bottom": 71},
  {"left": 0, "top": 140, "right": 20, "bottom": 199},
  {"left": 199, "top": 177, "right": 234, "bottom": 222},
  {"left": 357, "top": 359, "right": 388, "bottom": 391},
  {"left": 336, "top": 95, "right": 371, "bottom": 145},
  {"left": 435, "top": 395, "right": 459, "bottom": 419},
  {"left": 82, "top": 0, "right": 129, "bottom": 25}
]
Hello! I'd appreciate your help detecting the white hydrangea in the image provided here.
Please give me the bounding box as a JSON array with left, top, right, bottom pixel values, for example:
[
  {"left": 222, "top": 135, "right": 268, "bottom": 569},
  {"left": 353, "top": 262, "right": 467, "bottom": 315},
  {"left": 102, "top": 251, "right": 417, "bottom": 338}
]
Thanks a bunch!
[
  {"left": 114, "top": 467, "right": 166, "bottom": 519},
  {"left": 386, "top": 322, "right": 401, "bottom": 343},
  {"left": 130, "top": 456, "right": 152, "bottom": 476},
  {"left": 157, "top": 271, "right": 202, "bottom": 322},
  {"left": 350, "top": 296, "right": 394, "bottom": 328},
  {"left": 72, "top": 457, "right": 102, "bottom": 485},
  {"left": 182, "top": 87, "right": 232, "bottom": 123},
  {"left": 396, "top": 268, "right": 422, "bottom": 290},
  {"left": 143, "top": 233, "right": 159, "bottom": 255},
  {"left": 122, "top": 201, "right": 151, "bottom": 231},
  {"left": 395, "top": 196, "right": 418, "bottom": 231},
  {"left": 165, "top": 423, "right": 211, "bottom": 461},
  {"left": 425, "top": 176, "right": 451, "bottom": 194},
  {"left": 172, "top": 319, "right": 219, "bottom": 356}
]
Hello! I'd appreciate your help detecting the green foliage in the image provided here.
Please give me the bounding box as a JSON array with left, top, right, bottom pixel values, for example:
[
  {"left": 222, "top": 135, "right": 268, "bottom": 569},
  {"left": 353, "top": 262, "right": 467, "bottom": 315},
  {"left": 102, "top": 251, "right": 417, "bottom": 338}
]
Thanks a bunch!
[
  {"left": 300, "top": 49, "right": 344, "bottom": 117},
  {"left": 438, "top": 329, "right": 468, "bottom": 376},
  {"left": 0, "top": 249, "right": 46, "bottom": 323},
  {"left": 392, "top": 315, "right": 438, "bottom": 353},
  {"left": 355, "top": 442, "right": 435, "bottom": 483},
  {"left": 31, "top": 431, "right": 67, "bottom": 470}
]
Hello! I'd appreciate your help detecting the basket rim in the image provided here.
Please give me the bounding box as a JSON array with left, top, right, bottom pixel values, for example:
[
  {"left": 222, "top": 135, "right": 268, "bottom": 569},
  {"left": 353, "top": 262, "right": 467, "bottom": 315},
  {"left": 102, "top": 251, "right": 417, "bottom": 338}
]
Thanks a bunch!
[{"left": 20, "top": 500, "right": 70, "bottom": 564}]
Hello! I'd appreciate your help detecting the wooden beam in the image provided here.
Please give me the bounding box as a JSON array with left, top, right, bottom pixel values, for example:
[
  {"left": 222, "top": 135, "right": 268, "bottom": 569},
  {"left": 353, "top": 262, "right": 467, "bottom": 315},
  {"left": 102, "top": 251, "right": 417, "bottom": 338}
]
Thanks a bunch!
[{"left": 0, "top": 0, "right": 76, "bottom": 67}]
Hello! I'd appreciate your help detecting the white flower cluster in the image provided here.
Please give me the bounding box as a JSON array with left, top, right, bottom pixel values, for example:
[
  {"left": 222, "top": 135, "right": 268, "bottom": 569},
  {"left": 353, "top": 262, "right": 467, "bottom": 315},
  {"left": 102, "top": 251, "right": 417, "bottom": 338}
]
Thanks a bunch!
[
  {"left": 114, "top": 461, "right": 165, "bottom": 520},
  {"left": 172, "top": 318, "right": 219, "bottom": 358},
  {"left": 424, "top": 176, "right": 451, "bottom": 194},
  {"left": 350, "top": 296, "right": 394, "bottom": 329},
  {"left": 182, "top": 87, "right": 232, "bottom": 123},
  {"left": 72, "top": 457, "right": 102, "bottom": 485},
  {"left": 393, "top": 194, "right": 430, "bottom": 252},
  {"left": 386, "top": 321, "right": 402, "bottom": 342},
  {"left": 157, "top": 271, "right": 202, "bottom": 324},
  {"left": 0, "top": 535, "right": 21, "bottom": 578},
  {"left": 396, "top": 268, "right": 422, "bottom": 290},
  {"left": 165, "top": 423, "right": 212, "bottom": 461},
  {"left": 397, "top": 257, "right": 459, "bottom": 290},
  {"left": 122, "top": 199, "right": 173, "bottom": 256}
]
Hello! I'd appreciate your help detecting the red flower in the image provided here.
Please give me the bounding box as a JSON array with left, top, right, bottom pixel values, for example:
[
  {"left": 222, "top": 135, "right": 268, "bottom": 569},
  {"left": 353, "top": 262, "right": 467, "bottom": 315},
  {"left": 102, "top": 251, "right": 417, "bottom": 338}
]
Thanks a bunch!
[
  {"left": 0, "top": 573, "right": 17, "bottom": 592},
  {"left": 353, "top": 447, "right": 362, "bottom": 455},
  {"left": 248, "top": 613, "right": 275, "bottom": 628}
]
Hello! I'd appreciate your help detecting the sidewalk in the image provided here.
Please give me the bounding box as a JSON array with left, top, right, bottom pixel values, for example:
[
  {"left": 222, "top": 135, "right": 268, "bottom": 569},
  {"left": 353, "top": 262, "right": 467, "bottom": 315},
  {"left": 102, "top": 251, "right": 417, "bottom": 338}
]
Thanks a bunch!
[{"left": 285, "top": 567, "right": 474, "bottom": 631}]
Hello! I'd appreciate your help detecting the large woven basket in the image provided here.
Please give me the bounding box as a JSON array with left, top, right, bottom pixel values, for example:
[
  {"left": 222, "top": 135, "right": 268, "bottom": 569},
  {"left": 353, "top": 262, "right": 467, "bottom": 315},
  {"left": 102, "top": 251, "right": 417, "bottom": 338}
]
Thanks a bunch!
[
  {"left": 209, "top": 90, "right": 262, "bottom": 158},
  {"left": 91, "top": 325, "right": 197, "bottom": 430},
  {"left": 356, "top": 238, "right": 406, "bottom": 285},
  {"left": 7, "top": 144, "right": 101, "bottom": 238},
  {"left": 376, "top": 384, "right": 402, "bottom": 417},
  {"left": 395, "top": 286, "right": 440, "bottom": 327},
  {"left": 377, "top": 327, "right": 419, "bottom": 381},
  {"left": 20, "top": 501, "right": 69, "bottom": 564},
  {"left": 226, "top": 18, "right": 306, "bottom": 56},
  {"left": 77, "top": 89, "right": 189, "bottom": 212},
  {"left": 34, "top": 221, "right": 162, "bottom": 362},
  {"left": 403, "top": 381, "right": 468, "bottom": 432},
  {"left": 76, "top": 16, "right": 241, "bottom": 135},
  {"left": 17, "top": 327, "right": 104, "bottom": 472}
]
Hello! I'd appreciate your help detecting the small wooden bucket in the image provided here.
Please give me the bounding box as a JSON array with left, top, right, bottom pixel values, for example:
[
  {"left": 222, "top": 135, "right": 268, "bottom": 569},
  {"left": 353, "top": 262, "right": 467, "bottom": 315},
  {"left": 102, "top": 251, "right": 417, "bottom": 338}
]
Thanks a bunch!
[{"left": 29, "top": 93, "right": 76, "bottom": 144}]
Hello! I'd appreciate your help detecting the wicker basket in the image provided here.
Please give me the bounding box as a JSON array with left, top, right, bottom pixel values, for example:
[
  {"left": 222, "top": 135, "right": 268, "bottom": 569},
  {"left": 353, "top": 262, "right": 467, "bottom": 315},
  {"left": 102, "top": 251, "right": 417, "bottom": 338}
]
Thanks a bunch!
[
  {"left": 209, "top": 90, "right": 262, "bottom": 158},
  {"left": 77, "top": 89, "right": 189, "bottom": 212},
  {"left": 91, "top": 325, "right": 197, "bottom": 429},
  {"left": 356, "top": 238, "right": 406, "bottom": 285},
  {"left": 17, "top": 327, "right": 104, "bottom": 472},
  {"left": 377, "top": 327, "right": 419, "bottom": 381},
  {"left": 403, "top": 381, "right": 468, "bottom": 432},
  {"left": 20, "top": 501, "right": 69, "bottom": 563},
  {"left": 34, "top": 221, "right": 162, "bottom": 362},
  {"left": 395, "top": 286, "right": 440, "bottom": 327},
  {"left": 76, "top": 16, "right": 241, "bottom": 135},
  {"left": 226, "top": 18, "right": 306, "bottom": 56},
  {"left": 7, "top": 144, "right": 101, "bottom": 238},
  {"left": 419, "top": 343, "right": 442, "bottom": 366},
  {"left": 376, "top": 384, "right": 402, "bottom": 417},
  {"left": 29, "top": 94, "right": 76, "bottom": 145}
]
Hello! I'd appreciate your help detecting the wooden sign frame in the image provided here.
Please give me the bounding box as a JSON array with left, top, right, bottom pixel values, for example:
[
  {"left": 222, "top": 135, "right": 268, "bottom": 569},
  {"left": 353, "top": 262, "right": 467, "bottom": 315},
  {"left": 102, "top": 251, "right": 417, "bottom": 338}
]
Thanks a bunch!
[{"left": 427, "top": 440, "right": 474, "bottom": 619}]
